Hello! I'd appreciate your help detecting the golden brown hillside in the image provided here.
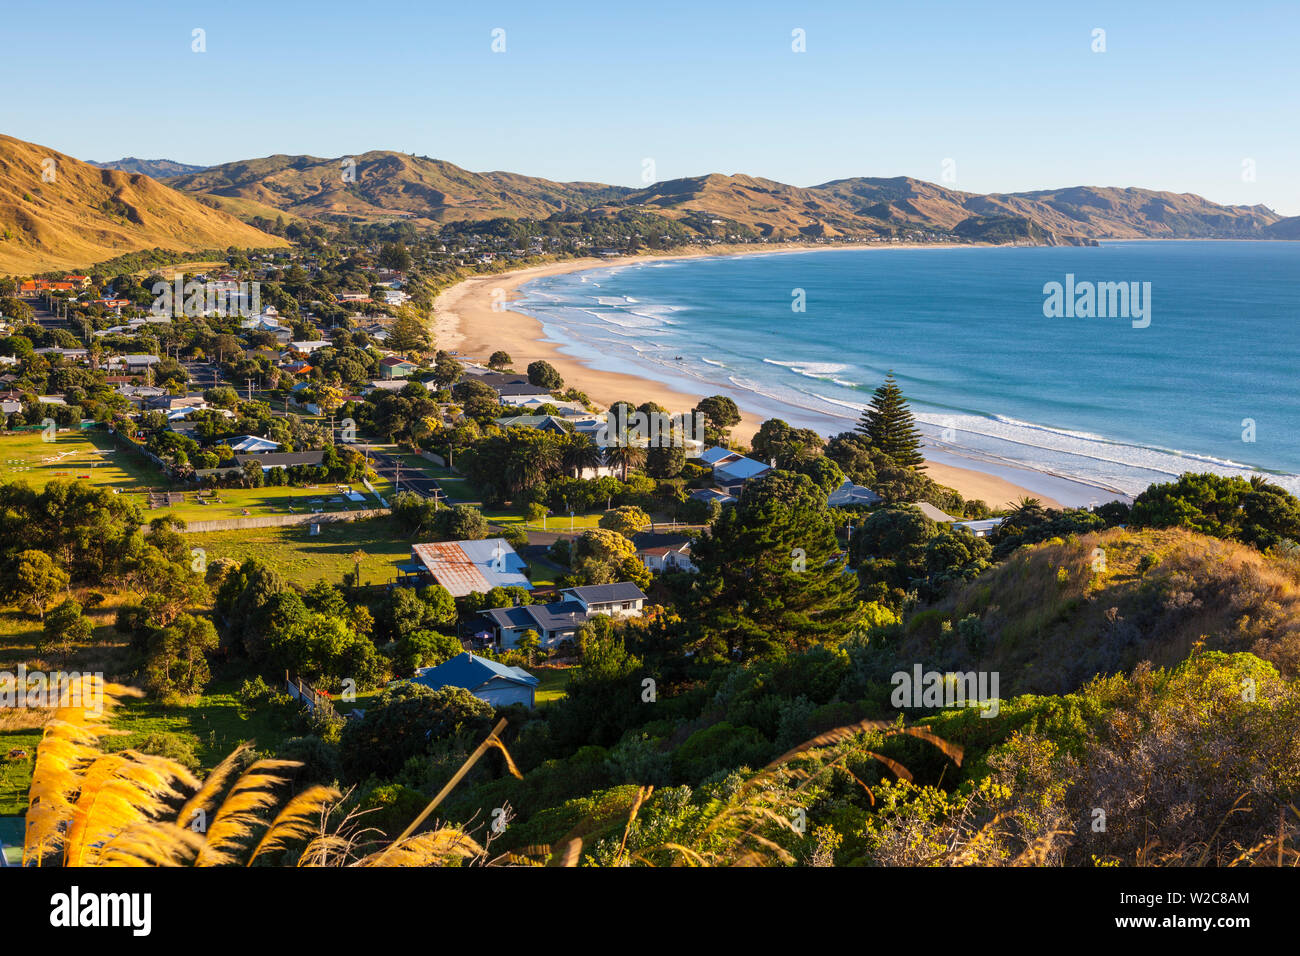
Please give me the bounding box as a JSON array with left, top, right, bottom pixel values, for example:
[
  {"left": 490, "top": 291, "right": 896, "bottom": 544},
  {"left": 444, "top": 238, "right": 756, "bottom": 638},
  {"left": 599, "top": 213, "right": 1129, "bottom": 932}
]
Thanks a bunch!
[
  {"left": 168, "top": 151, "right": 630, "bottom": 225},
  {"left": 900, "top": 527, "right": 1300, "bottom": 694},
  {"left": 0, "top": 134, "right": 287, "bottom": 274},
  {"left": 165, "top": 151, "right": 1282, "bottom": 242}
]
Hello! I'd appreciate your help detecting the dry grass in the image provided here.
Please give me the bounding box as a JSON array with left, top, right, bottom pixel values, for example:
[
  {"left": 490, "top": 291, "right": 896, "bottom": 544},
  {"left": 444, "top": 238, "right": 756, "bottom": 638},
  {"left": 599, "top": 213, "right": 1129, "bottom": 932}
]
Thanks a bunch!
[
  {"left": 0, "top": 133, "right": 286, "bottom": 274},
  {"left": 903, "top": 527, "right": 1300, "bottom": 694}
]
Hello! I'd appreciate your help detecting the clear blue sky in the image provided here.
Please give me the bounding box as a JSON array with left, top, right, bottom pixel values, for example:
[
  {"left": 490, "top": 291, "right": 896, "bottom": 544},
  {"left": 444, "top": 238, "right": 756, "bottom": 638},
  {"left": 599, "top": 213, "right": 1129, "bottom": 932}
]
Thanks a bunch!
[{"left": 8, "top": 0, "right": 1299, "bottom": 213}]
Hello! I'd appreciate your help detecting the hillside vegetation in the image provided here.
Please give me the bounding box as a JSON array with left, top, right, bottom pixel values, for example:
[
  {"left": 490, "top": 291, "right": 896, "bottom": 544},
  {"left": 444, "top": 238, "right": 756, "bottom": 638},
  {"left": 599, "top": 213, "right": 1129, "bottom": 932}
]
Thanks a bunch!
[
  {"left": 901, "top": 527, "right": 1300, "bottom": 694},
  {"left": 167, "top": 151, "right": 630, "bottom": 226},
  {"left": 0, "top": 134, "right": 287, "bottom": 273},
  {"left": 166, "top": 149, "right": 1282, "bottom": 241}
]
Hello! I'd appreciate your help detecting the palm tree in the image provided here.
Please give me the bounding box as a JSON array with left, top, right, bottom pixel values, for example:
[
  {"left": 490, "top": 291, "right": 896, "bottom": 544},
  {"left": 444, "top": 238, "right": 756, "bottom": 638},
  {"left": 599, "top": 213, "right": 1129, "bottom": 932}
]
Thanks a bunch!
[
  {"left": 348, "top": 549, "right": 367, "bottom": 589},
  {"left": 605, "top": 443, "right": 646, "bottom": 481},
  {"left": 560, "top": 433, "right": 601, "bottom": 478}
]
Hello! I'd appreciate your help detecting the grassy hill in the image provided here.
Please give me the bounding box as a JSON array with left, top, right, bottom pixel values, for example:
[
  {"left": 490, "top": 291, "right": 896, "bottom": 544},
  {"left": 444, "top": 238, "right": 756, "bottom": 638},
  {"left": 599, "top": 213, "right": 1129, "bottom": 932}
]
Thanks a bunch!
[
  {"left": 167, "top": 151, "right": 633, "bottom": 225},
  {"left": 900, "top": 527, "right": 1300, "bottom": 695},
  {"left": 89, "top": 157, "right": 209, "bottom": 178},
  {"left": 167, "top": 150, "right": 1282, "bottom": 242},
  {"left": 0, "top": 134, "right": 287, "bottom": 274}
]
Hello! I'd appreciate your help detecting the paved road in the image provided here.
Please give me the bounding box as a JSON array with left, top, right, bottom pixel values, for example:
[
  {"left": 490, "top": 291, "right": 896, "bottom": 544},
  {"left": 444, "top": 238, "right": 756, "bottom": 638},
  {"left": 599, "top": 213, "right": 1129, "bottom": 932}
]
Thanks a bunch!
[
  {"left": 360, "top": 447, "right": 447, "bottom": 501},
  {"left": 182, "top": 360, "right": 224, "bottom": 391}
]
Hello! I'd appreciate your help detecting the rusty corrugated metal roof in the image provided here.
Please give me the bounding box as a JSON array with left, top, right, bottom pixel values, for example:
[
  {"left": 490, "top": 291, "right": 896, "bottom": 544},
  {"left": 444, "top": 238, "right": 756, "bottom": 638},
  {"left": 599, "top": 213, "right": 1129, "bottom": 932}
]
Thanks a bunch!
[{"left": 411, "top": 541, "right": 492, "bottom": 596}]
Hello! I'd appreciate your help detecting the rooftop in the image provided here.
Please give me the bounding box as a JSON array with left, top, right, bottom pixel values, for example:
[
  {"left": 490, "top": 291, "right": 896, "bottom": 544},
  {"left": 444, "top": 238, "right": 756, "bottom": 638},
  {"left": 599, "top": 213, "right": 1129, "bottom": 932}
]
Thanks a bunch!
[{"left": 410, "top": 538, "right": 532, "bottom": 597}]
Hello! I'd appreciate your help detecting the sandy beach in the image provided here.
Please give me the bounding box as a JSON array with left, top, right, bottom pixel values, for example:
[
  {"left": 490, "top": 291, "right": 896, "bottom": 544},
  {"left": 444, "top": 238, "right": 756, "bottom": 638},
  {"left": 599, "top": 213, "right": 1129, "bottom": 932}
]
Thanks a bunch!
[{"left": 433, "top": 246, "right": 1067, "bottom": 509}]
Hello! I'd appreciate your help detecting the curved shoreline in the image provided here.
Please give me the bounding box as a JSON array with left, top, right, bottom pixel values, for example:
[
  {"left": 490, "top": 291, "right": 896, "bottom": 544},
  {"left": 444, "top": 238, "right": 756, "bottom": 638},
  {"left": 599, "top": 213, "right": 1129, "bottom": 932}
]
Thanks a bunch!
[{"left": 432, "top": 244, "right": 1090, "bottom": 509}]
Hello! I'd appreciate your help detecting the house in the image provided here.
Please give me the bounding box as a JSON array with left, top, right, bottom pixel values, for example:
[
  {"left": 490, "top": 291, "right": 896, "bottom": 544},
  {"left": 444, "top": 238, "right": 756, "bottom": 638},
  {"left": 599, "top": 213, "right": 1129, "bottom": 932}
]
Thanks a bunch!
[
  {"left": 953, "top": 517, "right": 1006, "bottom": 538},
  {"left": 228, "top": 435, "right": 281, "bottom": 453},
  {"left": 914, "top": 502, "right": 958, "bottom": 523},
  {"left": 34, "top": 347, "right": 90, "bottom": 362},
  {"left": 109, "top": 354, "right": 160, "bottom": 372},
  {"left": 827, "top": 479, "right": 883, "bottom": 508},
  {"left": 407, "top": 538, "right": 532, "bottom": 597},
  {"left": 689, "top": 487, "right": 737, "bottom": 506},
  {"left": 632, "top": 531, "right": 698, "bottom": 574},
  {"left": 510, "top": 395, "right": 589, "bottom": 416},
  {"left": 698, "top": 446, "right": 771, "bottom": 493},
  {"left": 464, "top": 372, "right": 551, "bottom": 401},
  {"left": 289, "top": 340, "right": 331, "bottom": 354},
  {"left": 379, "top": 356, "right": 417, "bottom": 379},
  {"left": 409, "top": 653, "right": 539, "bottom": 708},
  {"left": 145, "top": 394, "right": 205, "bottom": 412},
  {"left": 492, "top": 414, "right": 571, "bottom": 435},
  {"left": 479, "top": 582, "right": 649, "bottom": 648},
  {"left": 116, "top": 384, "right": 167, "bottom": 404},
  {"left": 233, "top": 451, "right": 325, "bottom": 471},
  {"left": 712, "top": 454, "right": 771, "bottom": 490}
]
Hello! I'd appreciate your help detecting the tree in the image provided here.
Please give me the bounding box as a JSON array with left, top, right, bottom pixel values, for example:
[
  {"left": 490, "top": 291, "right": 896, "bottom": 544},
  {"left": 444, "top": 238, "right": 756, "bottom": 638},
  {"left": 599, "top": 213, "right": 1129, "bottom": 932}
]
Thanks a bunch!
[
  {"left": 560, "top": 432, "right": 602, "bottom": 478},
  {"left": 392, "top": 628, "right": 463, "bottom": 674},
  {"left": 687, "top": 492, "right": 862, "bottom": 661},
  {"left": 144, "top": 613, "right": 219, "bottom": 698},
  {"left": 751, "top": 418, "right": 824, "bottom": 468},
  {"left": 695, "top": 395, "right": 741, "bottom": 445},
  {"left": 527, "top": 360, "right": 563, "bottom": 391},
  {"left": 388, "top": 313, "right": 433, "bottom": 357},
  {"left": 857, "top": 373, "right": 925, "bottom": 469},
  {"left": 3, "top": 550, "right": 69, "bottom": 620},
  {"left": 339, "top": 683, "right": 495, "bottom": 780},
  {"left": 488, "top": 350, "right": 512, "bottom": 370},
  {"left": 432, "top": 353, "right": 463, "bottom": 388},
  {"left": 646, "top": 442, "right": 685, "bottom": 479},
  {"left": 599, "top": 505, "right": 651, "bottom": 538},
  {"left": 42, "top": 598, "right": 93, "bottom": 660},
  {"left": 851, "top": 505, "right": 939, "bottom": 598},
  {"left": 516, "top": 629, "right": 541, "bottom": 665},
  {"left": 605, "top": 442, "right": 645, "bottom": 481},
  {"left": 572, "top": 528, "right": 639, "bottom": 585},
  {"left": 440, "top": 504, "right": 488, "bottom": 541},
  {"left": 378, "top": 241, "right": 413, "bottom": 272},
  {"left": 1130, "top": 473, "right": 1300, "bottom": 550}
]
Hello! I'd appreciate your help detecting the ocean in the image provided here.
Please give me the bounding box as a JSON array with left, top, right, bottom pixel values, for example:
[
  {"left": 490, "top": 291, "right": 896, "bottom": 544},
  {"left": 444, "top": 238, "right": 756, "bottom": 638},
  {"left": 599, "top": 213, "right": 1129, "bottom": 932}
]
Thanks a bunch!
[{"left": 511, "top": 241, "right": 1300, "bottom": 506}]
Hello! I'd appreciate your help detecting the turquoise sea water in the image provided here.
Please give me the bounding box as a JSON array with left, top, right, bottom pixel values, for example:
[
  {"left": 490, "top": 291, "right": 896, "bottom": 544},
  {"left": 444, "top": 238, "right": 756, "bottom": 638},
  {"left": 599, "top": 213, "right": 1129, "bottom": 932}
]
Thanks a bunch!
[{"left": 511, "top": 242, "right": 1300, "bottom": 504}]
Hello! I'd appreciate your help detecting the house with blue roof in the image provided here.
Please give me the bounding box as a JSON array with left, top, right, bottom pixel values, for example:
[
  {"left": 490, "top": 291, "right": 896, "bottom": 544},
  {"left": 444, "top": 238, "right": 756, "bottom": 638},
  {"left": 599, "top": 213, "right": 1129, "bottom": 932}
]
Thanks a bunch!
[{"left": 409, "top": 652, "right": 540, "bottom": 708}]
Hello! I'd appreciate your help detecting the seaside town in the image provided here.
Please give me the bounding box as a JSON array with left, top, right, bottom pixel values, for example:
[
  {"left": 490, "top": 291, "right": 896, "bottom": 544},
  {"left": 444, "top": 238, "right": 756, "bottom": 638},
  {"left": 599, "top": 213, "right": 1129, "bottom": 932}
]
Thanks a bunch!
[
  {"left": 4, "top": 228, "right": 1297, "bottom": 879},
  {"left": 1, "top": 10, "right": 1296, "bottom": 929}
]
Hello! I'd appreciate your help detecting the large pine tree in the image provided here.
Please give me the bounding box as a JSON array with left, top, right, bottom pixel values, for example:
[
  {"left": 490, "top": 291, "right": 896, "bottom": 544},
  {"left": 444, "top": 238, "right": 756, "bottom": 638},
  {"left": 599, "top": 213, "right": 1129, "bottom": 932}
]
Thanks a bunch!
[
  {"left": 686, "top": 473, "right": 864, "bottom": 661},
  {"left": 857, "top": 372, "right": 925, "bottom": 469}
]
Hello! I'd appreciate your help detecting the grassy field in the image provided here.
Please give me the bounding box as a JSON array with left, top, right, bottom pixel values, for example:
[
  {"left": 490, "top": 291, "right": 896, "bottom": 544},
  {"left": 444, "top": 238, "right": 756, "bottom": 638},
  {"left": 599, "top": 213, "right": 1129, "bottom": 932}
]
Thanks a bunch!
[
  {"left": 0, "top": 429, "right": 393, "bottom": 524},
  {"left": 0, "top": 683, "right": 292, "bottom": 818},
  {"left": 532, "top": 666, "right": 571, "bottom": 707},
  {"left": 0, "top": 428, "right": 162, "bottom": 492},
  {"left": 152, "top": 482, "right": 386, "bottom": 524},
  {"left": 188, "top": 516, "right": 414, "bottom": 586}
]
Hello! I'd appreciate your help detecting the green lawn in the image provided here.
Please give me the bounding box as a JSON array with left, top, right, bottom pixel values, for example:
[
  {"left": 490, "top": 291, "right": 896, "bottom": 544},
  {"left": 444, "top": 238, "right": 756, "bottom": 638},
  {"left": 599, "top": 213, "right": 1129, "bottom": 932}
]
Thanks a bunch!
[
  {"left": 0, "top": 428, "right": 163, "bottom": 492},
  {"left": 532, "top": 666, "right": 571, "bottom": 707},
  {"left": 188, "top": 516, "right": 414, "bottom": 587},
  {"left": 151, "top": 482, "right": 385, "bottom": 524},
  {"left": 0, "top": 431, "right": 390, "bottom": 524}
]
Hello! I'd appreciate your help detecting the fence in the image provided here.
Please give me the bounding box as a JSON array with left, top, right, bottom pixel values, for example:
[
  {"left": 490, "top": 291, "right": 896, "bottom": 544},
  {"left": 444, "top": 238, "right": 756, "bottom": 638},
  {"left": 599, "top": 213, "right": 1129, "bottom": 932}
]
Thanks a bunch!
[
  {"left": 169, "top": 507, "right": 389, "bottom": 534},
  {"left": 285, "top": 671, "right": 337, "bottom": 719}
]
